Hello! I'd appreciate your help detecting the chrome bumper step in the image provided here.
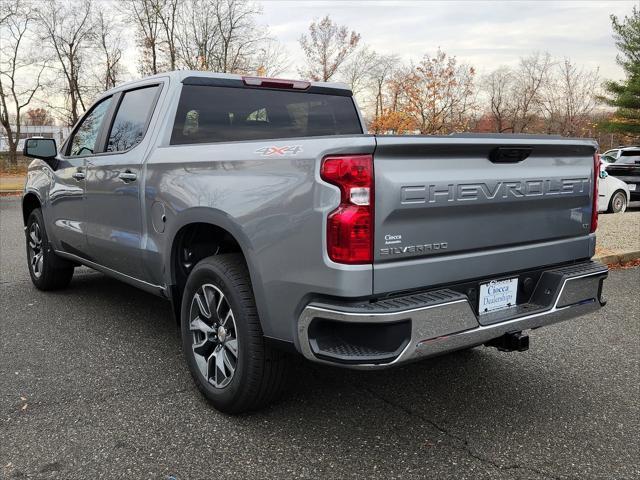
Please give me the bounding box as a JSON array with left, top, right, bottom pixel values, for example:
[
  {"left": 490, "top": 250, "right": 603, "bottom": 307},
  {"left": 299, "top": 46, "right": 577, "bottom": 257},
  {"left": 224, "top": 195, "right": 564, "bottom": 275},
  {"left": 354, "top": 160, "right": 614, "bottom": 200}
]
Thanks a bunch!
[{"left": 297, "top": 261, "right": 608, "bottom": 369}]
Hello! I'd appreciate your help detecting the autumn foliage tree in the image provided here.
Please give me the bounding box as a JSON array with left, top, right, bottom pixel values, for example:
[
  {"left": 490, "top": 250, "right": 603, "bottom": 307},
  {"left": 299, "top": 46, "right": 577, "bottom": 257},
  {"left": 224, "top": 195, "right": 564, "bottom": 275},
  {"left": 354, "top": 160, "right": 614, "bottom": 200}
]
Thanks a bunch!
[
  {"left": 299, "top": 16, "right": 360, "bottom": 81},
  {"left": 400, "top": 50, "right": 476, "bottom": 134},
  {"left": 363, "top": 50, "right": 476, "bottom": 134},
  {"left": 25, "top": 108, "right": 53, "bottom": 126},
  {"left": 369, "top": 110, "right": 415, "bottom": 134}
]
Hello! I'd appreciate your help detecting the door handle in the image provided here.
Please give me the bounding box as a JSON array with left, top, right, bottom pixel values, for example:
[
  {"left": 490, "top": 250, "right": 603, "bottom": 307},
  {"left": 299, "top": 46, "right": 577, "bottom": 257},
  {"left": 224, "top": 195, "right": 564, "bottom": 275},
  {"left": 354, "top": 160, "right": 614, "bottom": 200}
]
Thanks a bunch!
[
  {"left": 118, "top": 171, "right": 137, "bottom": 182},
  {"left": 72, "top": 171, "right": 85, "bottom": 180}
]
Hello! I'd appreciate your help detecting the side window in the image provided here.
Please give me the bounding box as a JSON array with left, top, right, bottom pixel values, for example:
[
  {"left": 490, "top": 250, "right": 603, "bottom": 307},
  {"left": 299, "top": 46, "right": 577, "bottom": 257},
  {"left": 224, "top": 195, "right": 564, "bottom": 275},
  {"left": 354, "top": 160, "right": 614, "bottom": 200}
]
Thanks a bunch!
[
  {"left": 107, "top": 85, "right": 159, "bottom": 152},
  {"left": 68, "top": 97, "right": 112, "bottom": 157},
  {"left": 619, "top": 151, "right": 640, "bottom": 164}
]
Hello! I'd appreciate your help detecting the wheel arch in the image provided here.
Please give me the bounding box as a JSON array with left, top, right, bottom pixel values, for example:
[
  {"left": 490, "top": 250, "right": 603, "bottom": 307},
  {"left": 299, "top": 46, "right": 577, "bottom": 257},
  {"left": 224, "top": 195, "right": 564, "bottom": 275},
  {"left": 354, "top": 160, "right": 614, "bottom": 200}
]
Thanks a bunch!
[
  {"left": 618, "top": 188, "right": 630, "bottom": 202},
  {"left": 22, "top": 192, "right": 42, "bottom": 226},
  {"left": 165, "top": 208, "right": 266, "bottom": 328}
]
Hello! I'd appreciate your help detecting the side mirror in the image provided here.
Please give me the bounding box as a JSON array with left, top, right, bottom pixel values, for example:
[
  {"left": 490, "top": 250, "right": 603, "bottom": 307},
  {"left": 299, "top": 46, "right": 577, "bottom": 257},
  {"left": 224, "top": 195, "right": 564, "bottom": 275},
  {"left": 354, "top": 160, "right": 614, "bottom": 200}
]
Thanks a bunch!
[
  {"left": 599, "top": 170, "right": 608, "bottom": 179},
  {"left": 24, "top": 137, "right": 57, "bottom": 161}
]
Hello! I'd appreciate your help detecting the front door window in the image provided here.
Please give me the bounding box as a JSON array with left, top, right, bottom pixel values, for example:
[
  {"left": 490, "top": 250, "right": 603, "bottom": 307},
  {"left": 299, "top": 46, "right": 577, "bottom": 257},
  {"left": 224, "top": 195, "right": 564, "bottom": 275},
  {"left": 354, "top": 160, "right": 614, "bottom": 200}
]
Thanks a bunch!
[{"left": 68, "top": 97, "right": 112, "bottom": 157}]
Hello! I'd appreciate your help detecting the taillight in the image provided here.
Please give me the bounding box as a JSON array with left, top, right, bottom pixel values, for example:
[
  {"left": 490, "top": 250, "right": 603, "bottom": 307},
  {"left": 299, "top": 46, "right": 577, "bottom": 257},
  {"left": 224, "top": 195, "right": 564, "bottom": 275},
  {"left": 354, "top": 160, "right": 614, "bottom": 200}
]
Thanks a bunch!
[
  {"left": 321, "top": 155, "right": 373, "bottom": 264},
  {"left": 591, "top": 153, "right": 600, "bottom": 233}
]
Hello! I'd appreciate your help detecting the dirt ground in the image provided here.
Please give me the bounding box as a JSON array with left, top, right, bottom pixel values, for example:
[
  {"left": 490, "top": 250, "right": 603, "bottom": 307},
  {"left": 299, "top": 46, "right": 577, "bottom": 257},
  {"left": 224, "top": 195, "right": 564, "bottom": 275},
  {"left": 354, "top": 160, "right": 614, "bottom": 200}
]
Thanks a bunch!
[{"left": 0, "top": 173, "right": 25, "bottom": 193}]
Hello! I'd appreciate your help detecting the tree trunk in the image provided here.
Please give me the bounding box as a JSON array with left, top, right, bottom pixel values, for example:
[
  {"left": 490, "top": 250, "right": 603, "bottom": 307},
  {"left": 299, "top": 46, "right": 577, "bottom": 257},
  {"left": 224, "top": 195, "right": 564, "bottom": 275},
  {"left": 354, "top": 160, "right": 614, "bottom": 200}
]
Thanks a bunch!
[
  {"left": 152, "top": 40, "right": 157, "bottom": 74},
  {"left": 70, "top": 89, "right": 78, "bottom": 126},
  {"left": 7, "top": 137, "right": 17, "bottom": 169}
]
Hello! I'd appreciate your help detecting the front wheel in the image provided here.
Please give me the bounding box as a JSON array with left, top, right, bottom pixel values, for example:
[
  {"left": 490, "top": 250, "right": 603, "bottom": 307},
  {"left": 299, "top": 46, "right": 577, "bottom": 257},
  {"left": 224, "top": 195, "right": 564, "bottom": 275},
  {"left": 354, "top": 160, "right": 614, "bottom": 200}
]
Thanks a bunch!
[
  {"left": 608, "top": 191, "right": 628, "bottom": 213},
  {"left": 180, "top": 254, "right": 289, "bottom": 414},
  {"left": 26, "top": 209, "right": 74, "bottom": 290}
]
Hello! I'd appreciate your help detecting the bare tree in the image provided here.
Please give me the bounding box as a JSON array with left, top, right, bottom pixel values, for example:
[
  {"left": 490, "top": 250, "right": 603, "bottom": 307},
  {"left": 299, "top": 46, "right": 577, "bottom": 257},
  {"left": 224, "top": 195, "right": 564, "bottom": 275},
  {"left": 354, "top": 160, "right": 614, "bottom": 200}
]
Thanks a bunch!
[
  {"left": 213, "top": 0, "right": 264, "bottom": 73},
  {"left": 153, "top": 0, "right": 179, "bottom": 71},
  {"left": 39, "top": 0, "right": 95, "bottom": 126},
  {"left": 253, "top": 40, "right": 290, "bottom": 77},
  {"left": 95, "top": 10, "right": 124, "bottom": 90},
  {"left": 369, "top": 54, "right": 400, "bottom": 117},
  {"left": 482, "top": 52, "right": 553, "bottom": 133},
  {"left": 483, "top": 67, "right": 514, "bottom": 133},
  {"left": 0, "top": 0, "right": 47, "bottom": 166},
  {"left": 175, "top": 0, "right": 218, "bottom": 70},
  {"left": 123, "top": 0, "right": 181, "bottom": 73},
  {"left": 386, "top": 66, "right": 411, "bottom": 113},
  {"left": 540, "top": 59, "right": 600, "bottom": 136},
  {"left": 0, "top": 0, "right": 20, "bottom": 26},
  {"left": 340, "top": 46, "right": 377, "bottom": 97},
  {"left": 298, "top": 15, "right": 360, "bottom": 81},
  {"left": 511, "top": 52, "right": 553, "bottom": 132},
  {"left": 176, "top": 0, "right": 265, "bottom": 73},
  {"left": 125, "top": 0, "right": 162, "bottom": 75}
]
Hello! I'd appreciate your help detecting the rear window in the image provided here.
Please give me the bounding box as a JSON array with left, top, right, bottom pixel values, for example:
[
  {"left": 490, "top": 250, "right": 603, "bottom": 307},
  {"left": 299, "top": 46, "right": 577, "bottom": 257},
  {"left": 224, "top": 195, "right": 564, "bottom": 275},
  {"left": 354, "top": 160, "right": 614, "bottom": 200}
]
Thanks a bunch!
[
  {"left": 170, "top": 85, "right": 362, "bottom": 145},
  {"left": 107, "top": 85, "right": 159, "bottom": 152},
  {"left": 619, "top": 150, "right": 640, "bottom": 163}
]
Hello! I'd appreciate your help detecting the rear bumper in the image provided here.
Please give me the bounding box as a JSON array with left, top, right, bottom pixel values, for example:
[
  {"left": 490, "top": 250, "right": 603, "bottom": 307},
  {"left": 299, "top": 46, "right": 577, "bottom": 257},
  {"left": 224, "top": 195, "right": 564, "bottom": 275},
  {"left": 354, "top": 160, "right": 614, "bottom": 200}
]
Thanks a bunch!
[{"left": 297, "top": 261, "right": 608, "bottom": 369}]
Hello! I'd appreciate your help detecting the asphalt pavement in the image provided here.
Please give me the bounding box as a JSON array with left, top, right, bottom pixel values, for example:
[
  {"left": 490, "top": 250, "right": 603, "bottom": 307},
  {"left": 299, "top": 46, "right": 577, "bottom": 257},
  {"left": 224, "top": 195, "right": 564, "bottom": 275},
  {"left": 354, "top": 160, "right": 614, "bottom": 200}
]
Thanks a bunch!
[{"left": 1, "top": 196, "right": 639, "bottom": 480}]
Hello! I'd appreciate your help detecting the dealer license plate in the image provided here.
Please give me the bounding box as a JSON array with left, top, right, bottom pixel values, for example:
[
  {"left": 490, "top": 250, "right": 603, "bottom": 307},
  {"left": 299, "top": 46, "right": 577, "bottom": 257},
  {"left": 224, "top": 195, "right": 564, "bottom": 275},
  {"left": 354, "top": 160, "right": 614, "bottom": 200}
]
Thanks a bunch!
[{"left": 479, "top": 278, "right": 518, "bottom": 314}]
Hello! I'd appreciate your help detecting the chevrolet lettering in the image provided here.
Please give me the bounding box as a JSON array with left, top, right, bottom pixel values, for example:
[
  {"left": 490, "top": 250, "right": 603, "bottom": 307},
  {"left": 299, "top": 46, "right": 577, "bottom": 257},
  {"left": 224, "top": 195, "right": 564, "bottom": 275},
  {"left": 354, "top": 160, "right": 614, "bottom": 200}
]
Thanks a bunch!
[{"left": 401, "top": 178, "right": 590, "bottom": 205}]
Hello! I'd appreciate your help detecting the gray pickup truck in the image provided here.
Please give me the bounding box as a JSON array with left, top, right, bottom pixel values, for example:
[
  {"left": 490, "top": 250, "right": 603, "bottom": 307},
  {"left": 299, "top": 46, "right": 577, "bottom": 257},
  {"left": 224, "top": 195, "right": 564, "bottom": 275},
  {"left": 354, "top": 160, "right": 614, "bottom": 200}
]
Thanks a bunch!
[{"left": 22, "top": 71, "right": 608, "bottom": 413}]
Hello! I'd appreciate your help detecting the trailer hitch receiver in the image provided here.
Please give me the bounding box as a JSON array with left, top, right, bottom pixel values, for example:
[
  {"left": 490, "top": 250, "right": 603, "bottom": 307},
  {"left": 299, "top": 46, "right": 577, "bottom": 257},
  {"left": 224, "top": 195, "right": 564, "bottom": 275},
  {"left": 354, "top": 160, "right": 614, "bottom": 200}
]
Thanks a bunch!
[{"left": 485, "top": 331, "right": 530, "bottom": 352}]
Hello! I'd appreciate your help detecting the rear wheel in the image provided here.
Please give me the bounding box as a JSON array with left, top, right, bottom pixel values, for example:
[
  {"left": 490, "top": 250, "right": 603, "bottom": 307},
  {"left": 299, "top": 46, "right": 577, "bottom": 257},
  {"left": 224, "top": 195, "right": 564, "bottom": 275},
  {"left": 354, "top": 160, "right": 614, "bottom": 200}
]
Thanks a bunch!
[
  {"left": 180, "top": 254, "right": 289, "bottom": 413},
  {"left": 608, "top": 190, "right": 627, "bottom": 213},
  {"left": 26, "top": 209, "right": 74, "bottom": 290}
]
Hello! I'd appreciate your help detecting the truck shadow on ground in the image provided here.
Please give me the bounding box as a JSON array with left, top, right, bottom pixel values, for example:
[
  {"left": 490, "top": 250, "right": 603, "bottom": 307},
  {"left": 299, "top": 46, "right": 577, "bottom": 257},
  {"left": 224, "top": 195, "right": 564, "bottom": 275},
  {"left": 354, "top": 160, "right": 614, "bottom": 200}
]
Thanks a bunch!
[{"left": 57, "top": 270, "right": 583, "bottom": 439}]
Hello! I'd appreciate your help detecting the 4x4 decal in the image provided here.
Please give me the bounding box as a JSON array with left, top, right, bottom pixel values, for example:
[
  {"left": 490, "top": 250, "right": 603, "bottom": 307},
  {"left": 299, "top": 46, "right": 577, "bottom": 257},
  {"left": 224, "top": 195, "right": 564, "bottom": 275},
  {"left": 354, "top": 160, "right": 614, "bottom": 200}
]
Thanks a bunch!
[{"left": 255, "top": 145, "right": 303, "bottom": 156}]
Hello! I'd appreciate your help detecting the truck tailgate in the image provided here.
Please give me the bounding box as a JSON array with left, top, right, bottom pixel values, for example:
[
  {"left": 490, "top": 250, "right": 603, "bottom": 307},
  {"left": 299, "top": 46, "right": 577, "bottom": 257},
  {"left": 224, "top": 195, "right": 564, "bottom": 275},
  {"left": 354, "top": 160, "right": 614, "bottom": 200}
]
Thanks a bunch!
[{"left": 373, "top": 135, "right": 597, "bottom": 294}]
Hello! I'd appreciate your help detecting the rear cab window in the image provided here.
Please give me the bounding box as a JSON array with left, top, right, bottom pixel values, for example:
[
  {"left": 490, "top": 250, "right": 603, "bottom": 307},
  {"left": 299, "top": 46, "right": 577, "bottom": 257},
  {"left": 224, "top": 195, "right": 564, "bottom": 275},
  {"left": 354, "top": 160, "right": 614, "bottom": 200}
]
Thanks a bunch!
[
  {"left": 107, "top": 85, "right": 160, "bottom": 152},
  {"left": 170, "top": 81, "right": 362, "bottom": 145}
]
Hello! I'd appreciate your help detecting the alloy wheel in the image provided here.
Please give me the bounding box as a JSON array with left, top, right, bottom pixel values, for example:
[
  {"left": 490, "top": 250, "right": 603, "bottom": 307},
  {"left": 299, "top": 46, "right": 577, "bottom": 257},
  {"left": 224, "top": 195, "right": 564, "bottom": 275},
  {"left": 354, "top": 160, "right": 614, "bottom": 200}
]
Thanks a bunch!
[
  {"left": 189, "top": 283, "right": 239, "bottom": 388},
  {"left": 27, "top": 222, "right": 44, "bottom": 278},
  {"left": 612, "top": 192, "right": 626, "bottom": 213}
]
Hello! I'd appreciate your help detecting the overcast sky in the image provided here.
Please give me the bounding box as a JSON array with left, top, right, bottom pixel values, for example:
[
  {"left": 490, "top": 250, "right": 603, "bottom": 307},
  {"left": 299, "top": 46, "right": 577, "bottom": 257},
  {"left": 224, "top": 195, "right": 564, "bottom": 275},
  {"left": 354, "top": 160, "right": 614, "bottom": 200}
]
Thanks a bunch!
[{"left": 252, "top": 0, "right": 634, "bottom": 81}]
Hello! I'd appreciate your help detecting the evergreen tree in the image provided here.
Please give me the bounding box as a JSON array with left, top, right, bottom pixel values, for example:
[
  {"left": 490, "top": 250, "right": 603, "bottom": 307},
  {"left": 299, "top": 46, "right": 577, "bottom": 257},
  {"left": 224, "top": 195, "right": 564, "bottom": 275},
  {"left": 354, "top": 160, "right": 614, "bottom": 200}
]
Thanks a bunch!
[{"left": 599, "top": 7, "right": 640, "bottom": 136}]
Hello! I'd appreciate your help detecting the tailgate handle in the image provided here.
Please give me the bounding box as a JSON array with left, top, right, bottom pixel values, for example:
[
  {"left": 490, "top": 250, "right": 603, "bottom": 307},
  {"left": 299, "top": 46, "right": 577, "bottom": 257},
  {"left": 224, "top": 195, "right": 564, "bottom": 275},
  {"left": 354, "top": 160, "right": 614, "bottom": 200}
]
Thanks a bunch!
[{"left": 489, "top": 147, "right": 532, "bottom": 163}]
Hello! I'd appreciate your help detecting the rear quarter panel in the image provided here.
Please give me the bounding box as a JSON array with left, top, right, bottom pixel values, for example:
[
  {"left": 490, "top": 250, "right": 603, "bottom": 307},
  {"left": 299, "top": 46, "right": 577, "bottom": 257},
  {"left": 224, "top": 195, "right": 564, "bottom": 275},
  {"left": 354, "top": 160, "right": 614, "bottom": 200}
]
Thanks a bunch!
[{"left": 143, "top": 135, "right": 376, "bottom": 343}]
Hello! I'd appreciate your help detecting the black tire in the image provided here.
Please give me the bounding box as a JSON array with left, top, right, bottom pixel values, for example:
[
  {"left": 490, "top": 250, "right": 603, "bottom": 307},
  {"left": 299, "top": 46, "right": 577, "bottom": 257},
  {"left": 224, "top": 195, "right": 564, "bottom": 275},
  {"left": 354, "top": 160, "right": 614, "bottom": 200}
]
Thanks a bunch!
[
  {"left": 608, "top": 190, "right": 628, "bottom": 213},
  {"left": 25, "top": 209, "right": 74, "bottom": 290},
  {"left": 180, "top": 254, "right": 289, "bottom": 414}
]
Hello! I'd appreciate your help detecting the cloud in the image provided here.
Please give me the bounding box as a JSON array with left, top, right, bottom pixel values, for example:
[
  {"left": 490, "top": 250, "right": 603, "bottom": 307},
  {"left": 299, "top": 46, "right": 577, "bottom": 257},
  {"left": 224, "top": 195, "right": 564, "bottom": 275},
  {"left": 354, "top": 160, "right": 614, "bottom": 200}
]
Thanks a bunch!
[{"left": 259, "top": 0, "right": 633, "bottom": 79}]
